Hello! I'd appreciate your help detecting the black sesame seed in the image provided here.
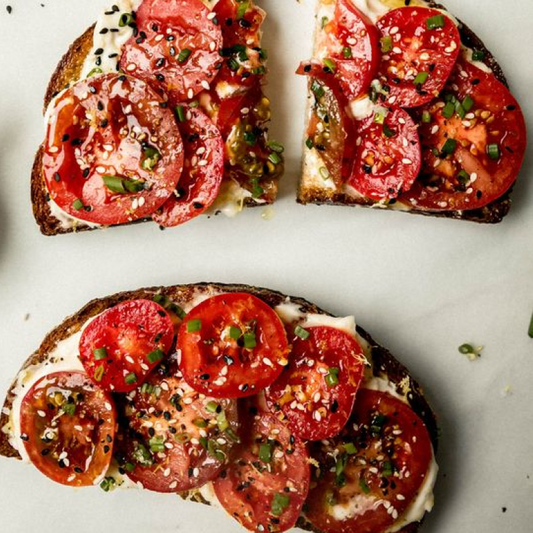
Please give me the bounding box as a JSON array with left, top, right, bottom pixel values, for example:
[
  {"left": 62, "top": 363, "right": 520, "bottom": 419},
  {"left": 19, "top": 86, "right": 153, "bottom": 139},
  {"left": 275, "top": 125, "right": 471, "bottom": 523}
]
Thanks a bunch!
[
  {"left": 94, "top": 48, "right": 104, "bottom": 56},
  {"left": 95, "top": 57, "right": 102, "bottom": 67},
  {"left": 159, "top": 102, "right": 168, "bottom": 108},
  {"left": 99, "top": 28, "right": 109, "bottom": 35},
  {"left": 151, "top": 23, "right": 158, "bottom": 31},
  {"left": 20, "top": 434, "right": 29, "bottom": 441},
  {"left": 108, "top": 53, "right": 118, "bottom": 59},
  {"left": 6, "top": 6, "right": 12, "bottom": 14},
  {"left": 148, "top": 427, "right": 155, "bottom": 437},
  {"left": 61, "top": 134, "right": 70, "bottom": 142},
  {"left": 118, "top": 75, "right": 127, "bottom": 82},
  {"left": 303, "top": 64, "right": 311, "bottom": 73},
  {"left": 239, "top": 19, "right": 252, "bottom": 29},
  {"left": 103, "top": 445, "right": 110, "bottom": 453},
  {"left": 82, "top": 168, "right": 90, "bottom": 178},
  {"left": 155, "top": 57, "right": 166, "bottom": 68},
  {"left": 89, "top": 86, "right": 97, "bottom": 94},
  {"left": 74, "top": 467, "right": 83, "bottom": 473},
  {"left": 170, "top": 46, "right": 176, "bottom": 57},
  {"left": 156, "top": 74, "right": 165, "bottom": 82},
  {"left": 166, "top": 35, "right": 175, "bottom": 41},
  {"left": 193, "top": 202, "right": 203, "bottom": 209},
  {"left": 54, "top": 172, "right": 61, "bottom": 182},
  {"left": 100, "top": 118, "right": 108, "bottom": 128},
  {"left": 200, "top": 373, "right": 210, "bottom": 380},
  {"left": 225, "top": 18, "right": 233, "bottom": 26}
]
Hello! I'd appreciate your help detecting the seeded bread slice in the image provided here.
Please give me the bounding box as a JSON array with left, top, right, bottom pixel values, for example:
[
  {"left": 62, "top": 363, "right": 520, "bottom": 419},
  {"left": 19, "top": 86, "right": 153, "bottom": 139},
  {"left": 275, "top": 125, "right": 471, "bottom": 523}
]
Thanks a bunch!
[
  {"left": 33, "top": 17, "right": 280, "bottom": 236},
  {"left": 0, "top": 282, "right": 437, "bottom": 533},
  {"left": 298, "top": 0, "right": 514, "bottom": 224}
]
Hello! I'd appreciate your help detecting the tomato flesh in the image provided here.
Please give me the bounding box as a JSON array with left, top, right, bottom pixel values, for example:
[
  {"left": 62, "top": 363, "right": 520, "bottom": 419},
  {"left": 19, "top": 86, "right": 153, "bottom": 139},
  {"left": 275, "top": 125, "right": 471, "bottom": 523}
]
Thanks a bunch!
[
  {"left": 120, "top": 0, "right": 223, "bottom": 103},
  {"left": 121, "top": 357, "right": 240, "bottom": 492},
  {"left": 347, "top": 108, "right": 421, "bottom": 199},
  {"left": 177, "top": 293, "right": 289, "bottom": 398},
  {"left": 266, "top": 326, "right": 365, "bottom": 441},
  {"left": 213, "top": 401, "right": 310, "bottom": 533},
  {"left": 305, "top": 389, "right": 433, "bottom": 533},
  {"left": 79, "top": 299, "right": 175, "bottom": 393},
  {"left": 153, "top": 106, "right": 224, "bottom": 227},
  {"left": 324, "top": 0, "right": 380, "bottom": 100},
  {"left": 376, "top": 7, "right": 461, "bottom": 108},
  {"left": 43, "top": 74, "right": 184, "bottom": 225},
  {"left": 20, "top": 371, "right": 116, "bottom": 486},
  {"left": 400, "top": 59, "right": 527, "bottom": 211}
]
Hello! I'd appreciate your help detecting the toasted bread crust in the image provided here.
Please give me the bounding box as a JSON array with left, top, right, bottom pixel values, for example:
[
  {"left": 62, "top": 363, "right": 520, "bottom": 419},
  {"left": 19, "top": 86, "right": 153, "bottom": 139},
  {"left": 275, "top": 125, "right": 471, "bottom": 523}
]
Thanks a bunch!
[
  {"left": 0, "top": 283, "right": 437, "bottom": 533},
  {"left": 298, "top": 1, "right": 515, "bottom": 224},
  {"left": 33, "top": 22, "right": 278, "bottom": 236}
]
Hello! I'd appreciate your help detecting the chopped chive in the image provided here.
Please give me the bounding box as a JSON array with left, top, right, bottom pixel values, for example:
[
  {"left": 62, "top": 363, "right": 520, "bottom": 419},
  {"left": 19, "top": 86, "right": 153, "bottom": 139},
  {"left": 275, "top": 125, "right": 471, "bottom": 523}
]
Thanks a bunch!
[
  {"left": 229, "top": 326, "right": 242, "bottom": 340},
  {"left": 325, "top": 367, "right": 340, "bottom": 387},
  {"left": 342, "top": 46, "right": 352, "bottom": 59},
  {"left": 187, "top": 319, "right": 202, "bottom": 332},
  {"left": 383, "top": 124, "right": 396, "bottom": 138},
  {"left": 125, "top": 372, "right": 137, "bottom": 385},
  {"left": 413, "top": 71, "right": 428, "bottom": 86},
  {"left": 305, "top": 137, "right": 314, "bottom": 149},
  {"left": 123, "top": 462, "right": 135, "bottom": 473},
  {"left": 462, "top": 95, "right": 474, "bottom": 112},
  {"left": 441, "top": 138, "right": 457, "bottom": 156},
  {"left": 426, "top": 14, "right": 445, "bottom": 29},
  {"left": 311, "top": 79, "right": 325, "bottom": 99},
  {"left": 380, "top": 35, "right": 392, "bottom": 53},
  {"left": 472, "top": 50, "right": 485, "bottom": 61},
  {"left": 259, "top": 442, "right": 272, "bottom": 463},
  {"left": 268, "top": 152, "right": 282, "bottom": 165},
  {"left": 217, "top": 410, "right": 229, "bottom": 432},
  {"left": 421, "top": 110, "right": 431, "bottom": 123},
  {"left": 267, "top": 140, "right": 284, "bottom": 153},
  {"left": 62, "top": 403, "right": 76, "bottom": 416},
  {"left": 175, "top": 105, "right": 187, "bottom": 122},
  {"left": 271, "top": 493, "right": 290, "bottom": 517},
  {"left": 382, "top": 460, "right": 394, "bottom": 477},
  {"left": 250, "top": 178, "right": 264, "bottom": 199},
  {"left": 132, "top": 443, "right": 153, "bottom": 466},
  {"left": 193, "top": 418, "right": 208, "bottom": 428},
  {"left": 243, "top": 332, "right": 257, "bottom": 349},
  {"left": 100, "top": 476, "right": 116, "bottom": 492},
  {"left": 359, "top": 477, "right": 371, "bottom": 494},
  {"left": 72, "top": 198, "right": 84, "bottom": 211},
  {"left": 225, "top": 427, "right": 240, "bottom": 443},
  {"left": 141, "top": 383, "right": 153, "bottom": 394},
  {"left": 148, "top": 435, "right": 165, "bottom": 453},
  {"left": 457, "top": 170, "right": 470, "bottom": 184},
  {"left": 205, "top": 401, "right": 219, "bottom": 413},
  {"left": 177, "top": 48, "right": 192, "bottom": 63},
  {"left": 102, "top": 175, "right": 126, "bottom": 194},
  {"left": 236, "top": 0, "right": 249, "bottom": 18},
  {"left": 93, "top": 347, "right": 108, "bottom": 360},
  {"left": 147, "top": 349, "right": 164, "bottom": 364},
  {"left": 244, "top": 131, "right": 257, "bottom": 146},
  {"left": 442, "top": 101, "right": 456, "bottom": 119},
  {"left": 323, "top": 58, "right": 336, "bottom": 73},
  {"left": 321, "top": 16, "right": 328, "bottom": 29},
  {"left": 344, "top": 442, "right": 357, "bottom": 455},
  {"left": 294, "top": 325, "right": 310, "bottom": 340},
  {"left": 87, "top": 67, "right": 103, "bottom": 77},
  {"left": 455, "top": 101, "right": 466, "bottom": 119},
  {"left": 487, "top": 143, "right": 500, "bottom": 160},
  {"left": 118, "top": 12, "right": 133, "bottom": 27},
  {"left": 141, "top": 147, "right": 161, "bottom": 171},
  {"left": 199, "top": 437, "right": 208, "bottom": 449},
  {"left": 374, "top": 112, "right": 385, "bottom": 125},
  {"left": 458, "top": 343, "right": 475, "bottom": 354},
  {"left": 94, "top": 364, "right": 105, "bottom": 382}
]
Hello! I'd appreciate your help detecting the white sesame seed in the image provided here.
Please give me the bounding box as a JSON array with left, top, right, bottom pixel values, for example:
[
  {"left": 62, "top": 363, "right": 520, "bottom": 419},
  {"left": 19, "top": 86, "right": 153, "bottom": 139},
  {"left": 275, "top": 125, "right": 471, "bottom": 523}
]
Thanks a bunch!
[
  {"left": 390, "top": 26, "right": 399, "bottom": 34},
  {"left": 127, "top": 63, "right": 136, "bottom": 72},
  {"left": 138, "top": 196, "right": 146, "bottom": 207},
  {"left": 397, "top": 494, "right": 406, "bottom": 501},
  {"left": 207, "top": 12, "right": 216, "bottom": 19},
  {"left": 96, "top": 166, "right": 106, "bottom": 174},
  {"left": 37, "top": 410, "right": 46, "bottom": 418},
  {"left": 187, "top": 88, "right": 194, "bottom": 99},
  {"left": 402, "top": 158, "right": 412, "bottom": 165},
  {"left": 48, "top": 146, "right": 59, "bottom": 153},
  {"left": 169, "top": 481, "right": 178, "bottom": 489},
  {"left": 420, "top": 52, "right": 430, "bottom": 61},
  {"left": 201, "top": 80, "right": 210, "bottom": 91}
]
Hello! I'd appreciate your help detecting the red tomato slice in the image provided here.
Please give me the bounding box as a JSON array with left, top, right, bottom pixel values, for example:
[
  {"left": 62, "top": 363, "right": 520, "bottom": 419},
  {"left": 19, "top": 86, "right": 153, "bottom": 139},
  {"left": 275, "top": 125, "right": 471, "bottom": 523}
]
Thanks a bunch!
[
  {"left": 400, "top": 59, "right": 527, "bottom": 211},
  {"left": 297, "top": 61, "right": 355, "bottom": 185},
  {"left": 177, "top": 293, "right": 289, "bottom": 398},
  {"left": 152, "top": 106, "right": 224, "bottom": 227},
  {"left": 305, "top": 389, "right": 433, "bottom": 533},
  {"left": 214, "top": 0, "right": 266, "bottom": 89},
  {"left": 266, "top": 326, "right": 365, "bottom": 441},
  {"left": 120, "top": 0, "right": 223, "bottom": 102},
  {"left": 347, "top": 108, "right": 421, "bottom": 199},
  {"left": 213, "top": 401, "right": 310, "bottom": 533},
  {"left": 323, "top": 0, "right": 380, "bottom": 100},
  {"left": 122, "top": 357, "right": 240, "bottom": 492},
  {"left": 376, "top": 7, "right": 460, "bottom": 108},
  {"left": 20, "top": 371, "right": 116, "bottom": 487},
  {"left": 43, "top": 74, "right": 184, "bottom": 225},
  {"left": 79, "top": 299, "right": 174, "bottom": 393}
]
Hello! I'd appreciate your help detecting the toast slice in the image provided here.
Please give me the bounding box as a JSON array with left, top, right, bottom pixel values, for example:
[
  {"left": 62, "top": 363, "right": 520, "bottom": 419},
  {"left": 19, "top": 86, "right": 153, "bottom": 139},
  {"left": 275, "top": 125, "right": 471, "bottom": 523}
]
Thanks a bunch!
[
  {"left": 298, "top": 0, "right": 520, "bottom": 223},
  {"left": 0, "top": 282, "right": 438, "bottom": 533},
  {"left": 34, "top": 0, "right": 281, "bottom": 235}
]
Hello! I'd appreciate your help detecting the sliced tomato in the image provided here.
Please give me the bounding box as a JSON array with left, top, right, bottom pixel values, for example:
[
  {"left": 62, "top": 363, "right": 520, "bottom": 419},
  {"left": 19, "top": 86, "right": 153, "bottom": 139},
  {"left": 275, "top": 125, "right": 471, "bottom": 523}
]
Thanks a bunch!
[
  {"left": 376, "top": 7, "right": 460, "bottom": 108},
  {"left": 322, "top": 0, "right": 380, "bottom": 100},
  {"left": 120, "top": 0, "right": 223, "bottom": 103},
  {"left": 213, "top": 401, "right": 310, "bottom": 533},
  {"left": 152, "top": 106, "right": 224, "bottom": 227},
  {"left": 213, "top": 0, "right": 266, "bottom": 90},
  {"left": 297, "top": 61, "right": 354, "bottom": 185},
  {"left": 121, "top": 357, "right": 239, "bottom": 492},
  {"left": 266, "top": 326, "right": 365, "bottom": 441},
  {"left": 400, "top": 59, "right": 527, "bottom": 211},
  {"left": 305, "top": 389, "right": 433, "bottom": 533},
  {"left": 177, "top": 293, "right": 289, "bottom": 398},
  {"left": 347, "top": 107, "right": 421, "bottom": 199},
  {"left": 79, "top": 299, "right": 174, "bottom": 393},
  {"left": 19, "top": 371, "right": 116, "bottom": 487},
  {"left": 43, "top": 74, "right": 184, "bottom": 225}
]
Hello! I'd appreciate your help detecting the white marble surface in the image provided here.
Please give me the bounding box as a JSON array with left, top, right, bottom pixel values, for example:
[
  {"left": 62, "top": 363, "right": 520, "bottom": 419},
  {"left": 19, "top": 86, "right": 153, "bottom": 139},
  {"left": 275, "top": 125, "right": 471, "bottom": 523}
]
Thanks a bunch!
[{"left": 0, "top": 0, "right": 532, "bottom": 531}]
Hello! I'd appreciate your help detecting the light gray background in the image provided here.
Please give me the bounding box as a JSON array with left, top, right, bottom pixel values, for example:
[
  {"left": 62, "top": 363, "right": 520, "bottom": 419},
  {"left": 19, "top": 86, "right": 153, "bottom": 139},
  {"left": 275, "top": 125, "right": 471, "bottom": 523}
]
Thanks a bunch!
[{"left": 0, "top": 0, "right": 532, "bottom": 531}]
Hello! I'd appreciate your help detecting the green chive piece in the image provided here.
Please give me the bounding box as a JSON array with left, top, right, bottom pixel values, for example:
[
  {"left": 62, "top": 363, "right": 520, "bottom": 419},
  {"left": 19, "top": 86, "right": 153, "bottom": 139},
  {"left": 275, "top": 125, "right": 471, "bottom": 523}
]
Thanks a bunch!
[
  {"left": 147, "top": 348, "right": 164, "bottom": 364},
  {"left": 442, "top": 101, "right": 456, "bottom": 119},
  {"left": 268, "top": 152, "right": 282, "bottom": 165},
  {"left": 141, "top": 147, "right": 161, "bottom": 171},
  {"left": 459, "top": 343, "right": 475, "bottom": 354},
  {"left": 217, "top": 410, "right": 229, "bottom": 432},
  {"left": 325, "top": 367, "right": 340, "bottom": 387},
  {"left": 321, "top": 16, "right": 328, "bottom": 29},
  {"left": 243, "top": 332, "right": 257, "bottom": 349},
  {"left": 148, "top": 435, "right": 166, "bottom": 453},
  {"left": 294, "top": 325, "right": 310, "bottom": 340},
  {"left": 132, "top": 443, "right": 153, "bottom": 466},
  {"left": 100, "top": 476, "right": 116, "bottom": 492},
  {"left": 237, "top": 0, "right": 249, "bottom": 18},
  {"left": 441, "top": 138, "right": 457, "bottom": 156},
  {"left": 487, "top": 143, "right": 500, "bottom": 160},
  {"left": 94, "top": 364, "right": 105, "bottom": 382},
  {"left": 102, "top": 175, "right": 127, "bottom": 194},
  {"left": 380, "top": 35, "right": 392, "bottom": 53},
  {"left": 311, "top": 79, "right": 325, "bottom": 99},
  {"left": 125, "top": 372, "right": 137, "bottom": 385},
  {"left": 267, "top": 140, "right": 284, "bottom": 153},
  {"left": 62, "top": 403, "right": 76, "bottom": 416},
  {"left": 426, "top": 14, "right": 445, "bottom": 29},
  {"left": 472, "top": 50, "right": 485, "bottom": 61},
  {"left": 93, "top": 347, "right": 108, "bottom": 360},
  {"left": 457, "top": 170, "right": 470, "bottom": 184},
  {"left": 382, "top": 460, "right": 394, "bottom": 477},
  {"left": 455, "top": 101, "right": 466, "bottom": 119},
  {"left": 462, "top": 95, "right": 474, "bottom": 112},
  {"left": 206, "top": 401, "right": 219, "bottom": 413},
  {"left": 175, "top": 105, "right": 187, "bottom": 123},
  {"left": 225, "top": 427, "right": 240, "bottom": 443},
  {"left": 87, "top": 67, "right": 103, "bottom": 77},
  {"left": 229, "top": 326, "right": 242, "bottom": 340},
  {"left": 177, "top": 48, "right": 192, "bottom": 63},
  {"left": 323, "top": 58, "right": 336, "bottom": 73},
  {"left": 193, "top": 418, "right": 208, "bottom": 428},
  {"left": 383, "top": 124, "right": 396, "bottom": 138},
  {"left": 342, "top": 46, "right": 352, "bottom": 59},
  {"left": 244, "top": 131, "right": 257, "bottom": 146},
  {"left": 187, "top": 319, "right": 202, "bottom": 332},
  {"left": 359, "top": 477, "right": 371, "bottom": 494},
  {"left": 413, "top": 72, "right": 428, "bottom": 86},
  {"left": 259, "top": 442, "right": 273, "bottom": 463},
  {"left": 199, "top": 437, "right": 208, "bottom": 449},
  {"left": 374, "top": 113, "right": 385, "bottom": 125},
  {"left": 271, "top": 493, "right": 290, "bottom": 517},
  {"left": 344, "top": 442, "right": 357, "bottom": 455},
  {"left": 72, "top": 198, "right": 84, "bottom": 211},
  {"left": 123, "top": 462, "right": 135, "bottom": 473},
  {"left": 250, "top": 178, "right": 264, "bottom": 199},
  {"left": 119, "top": 13, "right": 133, "bottom": 27},
  {"left": 528, "top": 312, "right": 533, "bottom": 338},
  {"left": 169, "top": 303, "right": 186, "bottom": 319},
  {"left": 305, "top": 137, "right": 314, "bottom": 150},
  {"left": 421, "top": 110, "right": 431, "bottom": 124},
  {"left": 141, "top": 383, "right": 153, "bottom": 394}
]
